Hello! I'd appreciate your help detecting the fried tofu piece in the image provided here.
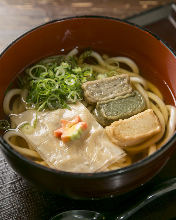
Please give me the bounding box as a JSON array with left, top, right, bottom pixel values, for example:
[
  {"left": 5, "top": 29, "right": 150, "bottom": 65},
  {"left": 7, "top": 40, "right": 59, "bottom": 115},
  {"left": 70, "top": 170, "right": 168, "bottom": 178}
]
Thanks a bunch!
[
  {"left": 82, "top": 74, "right": 132, "bottom": 104},
  {"left": 106, "top": 109, "right": 161, "bottom": 147}
]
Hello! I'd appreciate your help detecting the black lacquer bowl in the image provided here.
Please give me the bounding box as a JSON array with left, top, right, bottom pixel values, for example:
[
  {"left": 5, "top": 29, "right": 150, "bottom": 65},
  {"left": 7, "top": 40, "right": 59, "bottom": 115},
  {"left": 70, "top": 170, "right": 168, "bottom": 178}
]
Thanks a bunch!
[{"left": 0, "top": 16, "right": 176, "bottom": 199}]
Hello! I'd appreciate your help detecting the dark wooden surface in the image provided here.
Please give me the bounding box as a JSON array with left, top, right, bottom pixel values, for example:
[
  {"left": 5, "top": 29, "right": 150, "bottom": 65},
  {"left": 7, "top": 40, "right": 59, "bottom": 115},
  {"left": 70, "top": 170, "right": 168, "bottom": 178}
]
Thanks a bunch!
[{"left": 0, "top": 0, "right": 175, "bottom": 52}]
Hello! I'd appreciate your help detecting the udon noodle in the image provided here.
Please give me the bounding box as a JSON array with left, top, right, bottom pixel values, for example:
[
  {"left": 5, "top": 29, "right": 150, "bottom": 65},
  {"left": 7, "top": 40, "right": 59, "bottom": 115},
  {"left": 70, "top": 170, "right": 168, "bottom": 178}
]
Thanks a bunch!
[{"left": 1, "top": 48, "right": 176, "bottom": 172}]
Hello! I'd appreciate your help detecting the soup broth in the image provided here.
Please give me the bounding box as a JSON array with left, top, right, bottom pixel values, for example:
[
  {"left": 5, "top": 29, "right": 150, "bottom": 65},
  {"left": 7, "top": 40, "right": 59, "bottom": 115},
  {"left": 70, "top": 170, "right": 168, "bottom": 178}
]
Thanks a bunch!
[{"left": 1, "top": 48, "right": 176, "bottom": 173}]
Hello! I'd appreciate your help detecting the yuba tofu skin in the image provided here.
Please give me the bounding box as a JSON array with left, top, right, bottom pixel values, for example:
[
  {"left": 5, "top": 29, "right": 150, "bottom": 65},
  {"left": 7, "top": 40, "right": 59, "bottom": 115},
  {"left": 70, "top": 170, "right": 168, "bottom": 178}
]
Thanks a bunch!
[
  {"left": 10, "top": 102, "right": 126, "bottom": 172},
  {"left": 106, "top": 109, "right": 161, "bottom": 147}
]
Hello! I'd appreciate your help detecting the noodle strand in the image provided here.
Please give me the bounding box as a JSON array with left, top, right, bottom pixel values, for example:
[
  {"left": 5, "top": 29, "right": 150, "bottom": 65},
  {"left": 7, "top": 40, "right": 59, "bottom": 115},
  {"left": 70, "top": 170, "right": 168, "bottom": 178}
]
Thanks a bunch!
[{"left": 106, "top": 56, "right": 139, "bottom": 74}]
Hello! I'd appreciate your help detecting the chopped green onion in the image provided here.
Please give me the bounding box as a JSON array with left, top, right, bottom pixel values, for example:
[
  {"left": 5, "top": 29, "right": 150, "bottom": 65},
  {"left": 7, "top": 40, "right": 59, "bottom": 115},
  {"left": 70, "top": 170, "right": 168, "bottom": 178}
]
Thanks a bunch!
[
  {"left": 97, "top": 74, "right": 107, "bottom": 80},
  {"left": 78, "top": 50, "right": 92, "bottom": 64},
  {"left": 20, "top": 123, "right": 34, "bottom": 134},
  {"left": 20, "top": 58, "right": 93, "bottom": 111},
  {"left": 0, "top": 120, "right": 10, "bottom": 130}
]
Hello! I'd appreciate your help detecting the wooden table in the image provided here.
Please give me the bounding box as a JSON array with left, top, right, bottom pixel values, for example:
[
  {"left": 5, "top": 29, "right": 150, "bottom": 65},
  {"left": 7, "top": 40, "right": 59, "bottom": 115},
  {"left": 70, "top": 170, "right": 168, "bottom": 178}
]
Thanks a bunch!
[{"left": 0, "top": 0, "right": 175, "bottom": 52}]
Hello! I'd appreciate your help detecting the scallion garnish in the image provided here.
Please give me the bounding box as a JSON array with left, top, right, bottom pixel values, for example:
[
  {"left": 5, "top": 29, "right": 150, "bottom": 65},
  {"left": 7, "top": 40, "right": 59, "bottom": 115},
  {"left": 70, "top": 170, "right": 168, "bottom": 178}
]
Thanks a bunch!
[
  {"left": 0, "top": 120, "right": 10, "bottom": 130},
  {"left": 20, "top": 56, "right": 93, "bottom": 111}
]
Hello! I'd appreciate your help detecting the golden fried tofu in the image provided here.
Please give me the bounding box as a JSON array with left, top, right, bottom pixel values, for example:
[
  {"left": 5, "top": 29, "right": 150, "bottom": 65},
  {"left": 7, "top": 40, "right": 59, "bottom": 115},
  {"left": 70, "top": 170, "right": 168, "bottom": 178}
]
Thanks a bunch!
[{"left": 106, "top": 109, "right": 161, "bottom": 147}]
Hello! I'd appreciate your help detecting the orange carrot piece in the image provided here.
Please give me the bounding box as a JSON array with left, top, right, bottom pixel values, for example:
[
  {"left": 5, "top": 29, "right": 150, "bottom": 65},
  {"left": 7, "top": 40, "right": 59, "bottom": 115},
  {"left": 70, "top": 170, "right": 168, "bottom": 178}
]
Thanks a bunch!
[
  {"left": 54, "top": 115, "right": 87, "bottom": 142},
  {"left": 61, "top": 119, "right": 69, "bottom": 128},
  {"left": 54, "top": 128, "right": 63, "bottom": 137},
  {"left": 79, "top": 122, "right": 88, "bottom": 130},
  {"left": 61, "top": 135, "right": 70, "bottom": 143}
]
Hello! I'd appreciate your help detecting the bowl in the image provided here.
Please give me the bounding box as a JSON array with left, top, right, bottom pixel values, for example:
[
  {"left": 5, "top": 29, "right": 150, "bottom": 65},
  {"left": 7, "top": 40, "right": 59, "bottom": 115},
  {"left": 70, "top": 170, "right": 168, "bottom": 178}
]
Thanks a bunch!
[{"left": 0, "top": 16, "right": 176, "bottom": 199}]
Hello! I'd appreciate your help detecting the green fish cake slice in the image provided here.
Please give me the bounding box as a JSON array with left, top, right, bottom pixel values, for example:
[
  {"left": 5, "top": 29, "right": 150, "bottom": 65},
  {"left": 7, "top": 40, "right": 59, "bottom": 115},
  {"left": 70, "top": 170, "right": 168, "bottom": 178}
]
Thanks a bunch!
[{"left": 95, "top": 90, "right": 146, "bottom": 126}]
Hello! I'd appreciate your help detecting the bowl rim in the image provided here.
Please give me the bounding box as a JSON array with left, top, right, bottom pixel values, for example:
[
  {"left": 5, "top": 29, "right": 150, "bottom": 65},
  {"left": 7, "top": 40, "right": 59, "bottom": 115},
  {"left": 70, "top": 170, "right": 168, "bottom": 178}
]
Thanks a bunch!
[{"left": 0, "top": 15, "right": 176, "bottom": 179}]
